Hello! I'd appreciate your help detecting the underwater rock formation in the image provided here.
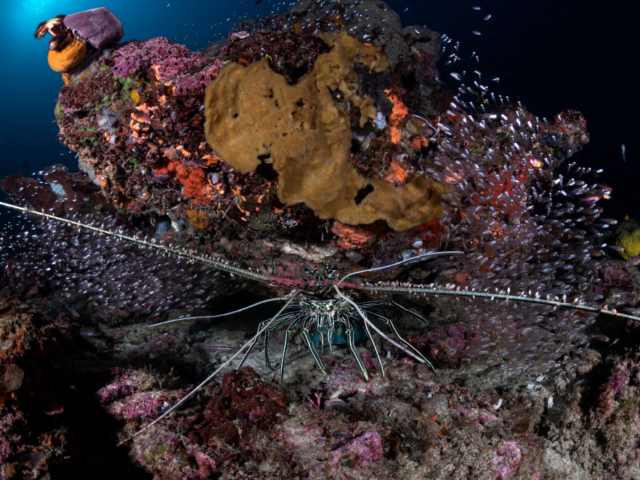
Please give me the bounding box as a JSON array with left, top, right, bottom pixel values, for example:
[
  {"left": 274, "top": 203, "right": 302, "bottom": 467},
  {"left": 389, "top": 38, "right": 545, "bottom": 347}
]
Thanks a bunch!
[
  {"left": 41, "top": 0, "right": 594, "bottom": 291},
  {"left": 0, "top": 297, "right": 71, "bottom": 478},
  {"left": 2, "top": 0, "right": 640, "bottom": 478},
  {"left": 3, "top": 0, "right": 631, "bottom": 370}
]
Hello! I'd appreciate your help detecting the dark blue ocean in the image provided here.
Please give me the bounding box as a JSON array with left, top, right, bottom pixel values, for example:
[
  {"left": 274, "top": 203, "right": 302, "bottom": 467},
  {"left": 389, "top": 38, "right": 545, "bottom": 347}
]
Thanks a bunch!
[{"left": 1, "top": 0, "right": 638, "bottom": 219}]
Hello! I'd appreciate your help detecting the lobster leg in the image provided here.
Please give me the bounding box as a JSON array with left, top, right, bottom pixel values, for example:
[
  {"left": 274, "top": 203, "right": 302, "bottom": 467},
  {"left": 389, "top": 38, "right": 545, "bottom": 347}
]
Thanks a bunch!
[
  {"left": 278, "top": 314, "right": 304, "bottom": 384},
  {"left": 301, "top": 316, "right": 329, "bottom": 376},
  {"left": 391, "top": 300, "right": 430, "bottom": 326},
  {"left": 264, "top": 313, "right": 298, "bottom": 370},
  {"left": 345, "top": 314, "right": 370, "bottom": 382},
  {"left": 360, "top": 308, "right": 385, "bottom": 378}
]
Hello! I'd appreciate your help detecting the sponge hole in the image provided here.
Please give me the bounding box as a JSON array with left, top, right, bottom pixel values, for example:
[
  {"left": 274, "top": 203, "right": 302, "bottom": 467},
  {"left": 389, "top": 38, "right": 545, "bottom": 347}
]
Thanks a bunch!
[{"left": 354, "top": 184, "right": 374, "bottom": 205}]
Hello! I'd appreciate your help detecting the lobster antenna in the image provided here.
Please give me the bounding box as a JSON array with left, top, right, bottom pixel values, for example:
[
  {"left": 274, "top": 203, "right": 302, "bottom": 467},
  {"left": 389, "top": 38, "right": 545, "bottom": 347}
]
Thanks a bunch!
[
  {"left": 336, "top": 250, "right": 464, "bottom": 287},
  {"left": 359, "top": 283, "right": 640, "bottom": 323},
  {"left": 3, "top": 201, "right": 639, "bottom": 323},
  {"left": 0, "top": 201, "right": 271, "bottom": 284},
  {"left": 147, "top": 297, "right": 286, "bottom": 328}
]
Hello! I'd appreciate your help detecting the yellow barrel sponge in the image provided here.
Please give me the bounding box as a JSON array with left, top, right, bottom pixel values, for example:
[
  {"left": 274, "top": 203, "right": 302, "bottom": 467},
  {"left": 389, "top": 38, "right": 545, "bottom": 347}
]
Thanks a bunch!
[
  {"left": 616, "top": 228, "right": 640, "bottom": 260},
  {"left": 48, "top": 36, "right": 87, "bottom": 73},
  {"left": 204, "top": 32, "right": 449, "bottom": 231}
]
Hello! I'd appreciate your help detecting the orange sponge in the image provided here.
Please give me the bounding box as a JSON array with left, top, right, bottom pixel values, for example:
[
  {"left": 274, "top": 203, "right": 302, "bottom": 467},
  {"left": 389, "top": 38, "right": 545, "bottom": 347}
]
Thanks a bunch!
[
  {"left": 48, "top": 36, "right": 86, "bottom": 73},
  {"left": 155, "top": 159, "right": 209, "bottom": 204},
  {"left": 204, "top": 32, "right": 448, "bottom": 231}
]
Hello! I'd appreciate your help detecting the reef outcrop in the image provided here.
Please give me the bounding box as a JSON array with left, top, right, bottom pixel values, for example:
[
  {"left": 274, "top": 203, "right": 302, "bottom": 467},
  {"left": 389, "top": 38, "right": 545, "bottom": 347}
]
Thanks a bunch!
[
  {"left": 2, "top": 0, "right": 640, "bottom": 478},
  {"left": 38, "top": 1, "right": 590, "bottom": 290}
]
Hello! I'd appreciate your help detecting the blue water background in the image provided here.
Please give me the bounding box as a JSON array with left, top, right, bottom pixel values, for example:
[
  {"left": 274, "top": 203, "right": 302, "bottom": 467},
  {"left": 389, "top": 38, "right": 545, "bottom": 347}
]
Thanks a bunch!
[{"left": 0, "top": 0, "right": 638, "bottom": 219}]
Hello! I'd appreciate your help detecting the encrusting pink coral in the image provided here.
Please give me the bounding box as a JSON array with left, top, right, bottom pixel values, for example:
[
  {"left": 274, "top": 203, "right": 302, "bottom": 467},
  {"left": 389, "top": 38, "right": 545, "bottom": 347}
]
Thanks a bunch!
[{"left": 113, "top": 37, "right": 227, "bottom": 96}]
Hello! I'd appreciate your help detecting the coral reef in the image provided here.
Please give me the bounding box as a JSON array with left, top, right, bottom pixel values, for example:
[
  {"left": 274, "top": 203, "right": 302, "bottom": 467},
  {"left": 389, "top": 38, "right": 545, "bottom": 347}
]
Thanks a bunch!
[
  {"left": 37, "top": 0, "right": 597, "bottom": 301},
  {"left": 2, "top": 0, "right": 640, "bottom": 478},
  {"left": 3, "top": 0, "right": 633, "bottom": 392}
]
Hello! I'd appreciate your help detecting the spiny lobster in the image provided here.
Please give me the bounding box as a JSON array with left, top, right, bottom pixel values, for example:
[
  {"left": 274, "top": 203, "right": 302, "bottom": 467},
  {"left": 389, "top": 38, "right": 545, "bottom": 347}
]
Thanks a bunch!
[{"left": 1, "top": 199, "right": 638, "bottom": 443}]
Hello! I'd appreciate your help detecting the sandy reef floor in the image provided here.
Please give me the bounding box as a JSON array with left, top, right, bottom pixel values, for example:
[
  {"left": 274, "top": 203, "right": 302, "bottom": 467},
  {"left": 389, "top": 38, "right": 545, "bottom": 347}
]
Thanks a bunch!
[{"left": 2, "top": 262, "right": 640, "bottom": 480}]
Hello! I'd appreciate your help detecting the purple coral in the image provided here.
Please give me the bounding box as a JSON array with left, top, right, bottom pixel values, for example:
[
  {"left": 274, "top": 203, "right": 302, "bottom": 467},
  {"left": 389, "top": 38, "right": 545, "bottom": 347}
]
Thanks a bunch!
[
  {"left": 173, "top": 59, "right": 226, "bottom": 95},
  {"left": 113, "top": 37, "right": 193, "bottom": 77}
]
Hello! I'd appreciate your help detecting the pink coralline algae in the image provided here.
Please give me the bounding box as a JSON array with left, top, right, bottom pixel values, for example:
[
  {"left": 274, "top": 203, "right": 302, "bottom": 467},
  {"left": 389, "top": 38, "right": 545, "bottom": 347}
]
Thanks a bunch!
[
  {"left": 113, "top": 37, "right": 227, "bottom": 95},
  {"left": 0, "top": 436, "right": 12, "bottom": 464},
  {"left": 490, "top": 440, "right": 522, "bottom": 479},
  {"left": 96, "top": 367, "right": 187, "bottom": 419},
  {"left": 192, "top": 452, "right": 217, "bottom": 478},
  {"left": 334, "top": 430, "right": 384, "bottom": 469},
  {"left": 323, "top": 352, "right": 386, "bottom": 398},
  {"left": 106, "top": 391, "right": 170, "bottom": 419},
  {"left": 593, "top": 358, "right": 638, "bottom": 427}
]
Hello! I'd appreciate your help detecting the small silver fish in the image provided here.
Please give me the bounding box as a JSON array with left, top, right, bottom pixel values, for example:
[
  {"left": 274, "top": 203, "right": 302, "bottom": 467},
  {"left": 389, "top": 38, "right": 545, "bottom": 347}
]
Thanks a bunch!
[
  {"left": 472, "top": 6, "right": 481, "bottom": 10},
  {"left": 165, "top": 3, "right": 170, "bottom": 7},
  {"left": 484, "top": 14, "right": 492, "bottom": 20},
  {"left": 472, "top": 30, "right": 481, "bottom": 35},
  {"left": 622, "top": 143, "right": 626, "bottom": 162}
]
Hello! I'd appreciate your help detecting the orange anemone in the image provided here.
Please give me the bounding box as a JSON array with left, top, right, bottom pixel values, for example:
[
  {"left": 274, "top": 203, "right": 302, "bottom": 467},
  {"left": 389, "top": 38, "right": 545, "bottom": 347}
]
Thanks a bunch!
[{"left": 47, "top": 36, "right": 86, "bottom": 73}]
